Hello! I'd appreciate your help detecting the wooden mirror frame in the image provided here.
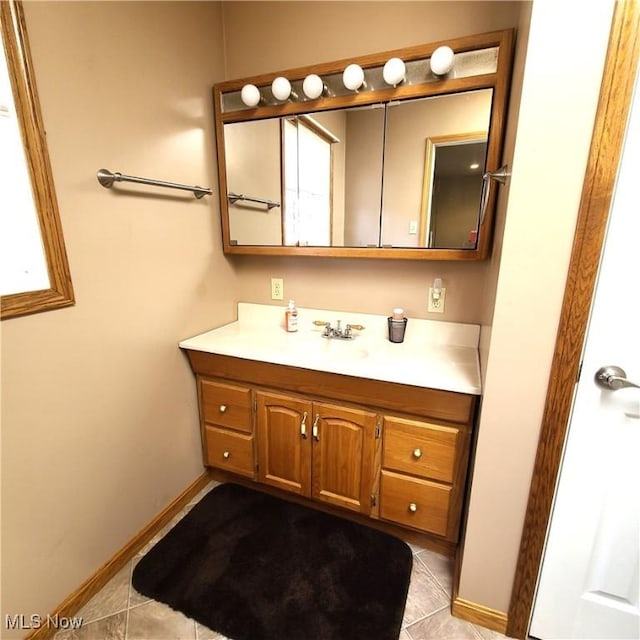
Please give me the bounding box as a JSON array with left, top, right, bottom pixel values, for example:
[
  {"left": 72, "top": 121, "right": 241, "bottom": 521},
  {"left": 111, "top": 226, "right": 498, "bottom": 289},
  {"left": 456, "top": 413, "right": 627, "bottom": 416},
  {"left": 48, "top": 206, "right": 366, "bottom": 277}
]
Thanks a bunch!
[
  {"left": 1, "top": 0, "right": 74, "bottom": 320},
  {"left": 213, "top": 29, "right": 514, "bottom": 261}
]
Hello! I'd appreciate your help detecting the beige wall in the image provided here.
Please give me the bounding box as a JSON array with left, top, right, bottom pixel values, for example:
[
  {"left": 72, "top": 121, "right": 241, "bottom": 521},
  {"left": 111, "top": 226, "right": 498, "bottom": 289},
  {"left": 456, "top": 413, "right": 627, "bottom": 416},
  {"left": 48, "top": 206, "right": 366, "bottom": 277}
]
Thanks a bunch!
[
  {"left": 0, "top": 1, "right": 234, "bottom": 633},
  {"left": 462, "top": 0, "right": 614, "bottom": 613}
]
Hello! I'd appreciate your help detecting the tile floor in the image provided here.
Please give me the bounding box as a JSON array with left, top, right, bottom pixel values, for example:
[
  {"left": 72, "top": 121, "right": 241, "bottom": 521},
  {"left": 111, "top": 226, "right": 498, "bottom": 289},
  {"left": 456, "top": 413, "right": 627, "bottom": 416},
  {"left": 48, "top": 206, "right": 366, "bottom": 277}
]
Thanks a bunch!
[{"left": 55, "top": 482, "right": 509, "bottom": 640}]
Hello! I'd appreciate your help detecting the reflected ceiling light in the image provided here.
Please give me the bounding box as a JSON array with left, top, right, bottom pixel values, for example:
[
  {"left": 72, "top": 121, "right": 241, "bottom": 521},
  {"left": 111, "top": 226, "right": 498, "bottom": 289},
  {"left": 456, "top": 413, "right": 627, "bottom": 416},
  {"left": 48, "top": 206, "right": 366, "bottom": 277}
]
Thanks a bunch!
[
  {"left": 470, "top": 163, "right": 480, "bottom": 170},
  {"left": 302, "top": 74, "right": 325, "bottom": 100},
  {"left": 383, "top": 57, "right": 406, "bottom": 86},
  {"left": 430, "top": 46, "right": 455, "bottom": 76},
  {"left": 272, "top": 76, "right": 292, "bottom": 101},
  {"left": 240, "top": 84, "right": 261, "bottom": 108},
  {"left": 342, "top": 64, "right": 365, "bottom": 91}
]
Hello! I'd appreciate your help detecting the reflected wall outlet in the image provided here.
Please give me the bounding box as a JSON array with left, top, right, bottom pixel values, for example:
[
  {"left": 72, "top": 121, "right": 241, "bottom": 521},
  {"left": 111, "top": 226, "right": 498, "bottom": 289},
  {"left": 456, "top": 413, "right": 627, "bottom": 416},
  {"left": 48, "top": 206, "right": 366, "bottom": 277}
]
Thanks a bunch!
[
  {"left": 271, "top": 278, "right": 284, "bottom": 300},
  {"left": 428, "top": 287, "right": 446, "bottom": 313}
]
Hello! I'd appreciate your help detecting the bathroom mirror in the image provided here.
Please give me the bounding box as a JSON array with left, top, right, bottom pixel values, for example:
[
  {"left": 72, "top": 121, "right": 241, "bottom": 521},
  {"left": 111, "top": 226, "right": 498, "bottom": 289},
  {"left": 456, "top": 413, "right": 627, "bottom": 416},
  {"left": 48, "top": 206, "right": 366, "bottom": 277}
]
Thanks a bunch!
[
  {"left": 214, "top": 29, "right": 514, "bottom": 260},
  {"left": 224, "top": 105, "right": 385, "bottom": 247},
  {"left": 380, "top": 90, "right": 490, "bottom": 248}
]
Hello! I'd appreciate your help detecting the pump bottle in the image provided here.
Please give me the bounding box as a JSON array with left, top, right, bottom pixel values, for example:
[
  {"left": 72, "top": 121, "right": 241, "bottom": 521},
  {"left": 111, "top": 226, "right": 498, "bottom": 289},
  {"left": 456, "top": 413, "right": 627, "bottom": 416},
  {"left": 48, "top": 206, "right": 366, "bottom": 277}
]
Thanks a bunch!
[{"left": 285, "top": 300, "right": 298, "bottom": 332}]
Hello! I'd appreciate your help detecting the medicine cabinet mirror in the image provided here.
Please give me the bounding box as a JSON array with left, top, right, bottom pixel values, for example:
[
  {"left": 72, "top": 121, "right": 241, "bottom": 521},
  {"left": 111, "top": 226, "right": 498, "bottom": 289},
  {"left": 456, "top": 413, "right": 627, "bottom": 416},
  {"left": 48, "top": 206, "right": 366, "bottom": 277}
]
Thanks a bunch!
[{"left": 214, "top": 29, "right": 514, "bottom": 260}]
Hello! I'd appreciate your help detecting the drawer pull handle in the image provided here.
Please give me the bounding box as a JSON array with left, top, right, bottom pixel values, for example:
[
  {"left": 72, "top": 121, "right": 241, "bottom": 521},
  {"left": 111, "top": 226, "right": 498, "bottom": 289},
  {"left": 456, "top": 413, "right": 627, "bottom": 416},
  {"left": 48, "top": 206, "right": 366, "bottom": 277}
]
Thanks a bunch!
[
  {"left": 301, "top": 412, "right": 308, "bottom": 439},
  {"left": 413, "top": 448, "right": 422, "bottom": 459},
  {"left": 219, "top": 404, "right": 228, "bottom": 413},
  {"left": 223, "top": 451, "right": 231, "bottom": 459},
  {"left": 312, "top": 415, "right": 320, "bottom": 441},
  {"left": 408, "top": 503, "right": 418, "bottom": 513}
]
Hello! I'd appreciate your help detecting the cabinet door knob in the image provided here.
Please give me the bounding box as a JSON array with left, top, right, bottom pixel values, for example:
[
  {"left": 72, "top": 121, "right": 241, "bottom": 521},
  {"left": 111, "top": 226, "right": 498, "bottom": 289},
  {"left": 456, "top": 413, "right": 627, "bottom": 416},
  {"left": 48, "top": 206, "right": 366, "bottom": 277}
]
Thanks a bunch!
[
  {"left": 412, "top": 448, "right": 422, "bottom": 459},
  {"left": 223, "top": 451, "right": 231, "bottom": 459},
  {"left": 408, "top": 503, "right": 418, "bottom": 513},
  {"left": 219, "top": 404, "right": 227, "bottom": 413}
]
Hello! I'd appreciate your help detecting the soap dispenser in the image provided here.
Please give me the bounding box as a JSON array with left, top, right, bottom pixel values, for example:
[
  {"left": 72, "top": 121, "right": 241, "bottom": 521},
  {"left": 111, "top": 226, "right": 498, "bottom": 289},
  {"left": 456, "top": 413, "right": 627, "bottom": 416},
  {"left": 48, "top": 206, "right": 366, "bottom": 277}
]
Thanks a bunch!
[{"left": 285, "top": 300, "right": 298, "bottom": 332}]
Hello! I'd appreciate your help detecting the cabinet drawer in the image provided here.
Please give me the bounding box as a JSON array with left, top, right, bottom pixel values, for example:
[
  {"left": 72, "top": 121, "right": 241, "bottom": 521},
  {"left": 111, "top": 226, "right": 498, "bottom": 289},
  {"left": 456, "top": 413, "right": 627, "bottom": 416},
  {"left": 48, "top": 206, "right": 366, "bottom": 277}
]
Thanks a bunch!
[
  {"left": 204, "top": 425, "right": 255, "bottom": 478},
  {"left": 383, "top": 417, "right": 459, "bottom": 483},
  {"left": 379, "top": 470, "right": 451, "bottom": 537},
  {"left": 200, "top": 379, "right": 252, "bottom": 433}
]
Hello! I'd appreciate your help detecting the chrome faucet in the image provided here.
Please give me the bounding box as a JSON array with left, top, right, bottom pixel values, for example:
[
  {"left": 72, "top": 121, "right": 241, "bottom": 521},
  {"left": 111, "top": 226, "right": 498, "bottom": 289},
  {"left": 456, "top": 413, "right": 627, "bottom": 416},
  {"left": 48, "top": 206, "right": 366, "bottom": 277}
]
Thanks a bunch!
[{"left": 313, "top": 320, "right": 365, "bottom": 340}]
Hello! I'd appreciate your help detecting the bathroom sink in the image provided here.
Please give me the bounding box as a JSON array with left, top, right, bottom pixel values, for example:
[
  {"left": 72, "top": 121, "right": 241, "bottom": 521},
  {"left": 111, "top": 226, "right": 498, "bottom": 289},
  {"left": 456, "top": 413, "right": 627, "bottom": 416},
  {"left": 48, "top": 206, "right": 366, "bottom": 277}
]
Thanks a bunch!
[
  {"left": 313, "top": 338, "right": 369, "bottom": 361},
  {"left": 206, "top": 331, "right": 370, "bottom": 365}
]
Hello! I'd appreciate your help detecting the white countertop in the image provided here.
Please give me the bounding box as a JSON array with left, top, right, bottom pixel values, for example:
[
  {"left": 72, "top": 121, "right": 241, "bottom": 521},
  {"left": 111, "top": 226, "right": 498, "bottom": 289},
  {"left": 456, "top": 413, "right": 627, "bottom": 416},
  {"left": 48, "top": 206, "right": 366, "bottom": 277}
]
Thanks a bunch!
[{"left": 179, "top": 303, "right": 482, "bottom": 395}]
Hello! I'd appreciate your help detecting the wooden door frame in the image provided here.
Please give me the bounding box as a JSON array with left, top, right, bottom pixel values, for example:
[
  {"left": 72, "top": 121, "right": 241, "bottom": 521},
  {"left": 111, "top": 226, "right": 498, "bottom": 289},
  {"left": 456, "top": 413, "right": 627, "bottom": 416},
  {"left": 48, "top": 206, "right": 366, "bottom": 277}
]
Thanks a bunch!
[{"left": 506, "top": 1, "right": 640, "bottom": 637}]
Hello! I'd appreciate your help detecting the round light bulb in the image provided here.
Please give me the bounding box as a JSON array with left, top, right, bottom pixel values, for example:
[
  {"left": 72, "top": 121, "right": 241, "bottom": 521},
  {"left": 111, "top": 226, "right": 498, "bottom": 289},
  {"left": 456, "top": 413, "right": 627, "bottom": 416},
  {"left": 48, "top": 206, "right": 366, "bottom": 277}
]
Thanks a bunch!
[
  {"left": 271, "top": 76, "right": 292, "bottom": 101},
  {"left": 302, "top": 74, "right": 324, "bottom": 100},
  {"left": 430, "top": 46, "right": 455, "bottom": 76},
  {"left": 240, "top": 84, "right": 261, "bottom": 108},
  {"left": 342, "top": 64, "right": 365, "bottom": 91},
  {"left": 383, "top": 57, "right": 406, "bottom": 86}
]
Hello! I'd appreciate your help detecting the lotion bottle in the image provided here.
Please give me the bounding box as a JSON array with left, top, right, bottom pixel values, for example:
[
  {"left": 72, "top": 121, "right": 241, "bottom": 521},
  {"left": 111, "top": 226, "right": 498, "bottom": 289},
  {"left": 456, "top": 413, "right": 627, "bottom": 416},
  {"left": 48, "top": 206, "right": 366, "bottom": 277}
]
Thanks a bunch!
[{"left": 285, "top": 299, "right": 298, "bottom": 332}]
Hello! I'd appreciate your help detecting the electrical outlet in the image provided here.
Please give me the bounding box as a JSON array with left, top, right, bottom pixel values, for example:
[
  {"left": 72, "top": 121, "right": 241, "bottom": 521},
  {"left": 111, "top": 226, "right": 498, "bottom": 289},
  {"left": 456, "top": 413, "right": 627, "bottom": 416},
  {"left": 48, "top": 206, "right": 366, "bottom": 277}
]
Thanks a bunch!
[
  {"left": 271, "top": 278, "right": 284, "bottom": 300},
  {"left": 428, "top": 287, "right": 446, "bottom": 313}
]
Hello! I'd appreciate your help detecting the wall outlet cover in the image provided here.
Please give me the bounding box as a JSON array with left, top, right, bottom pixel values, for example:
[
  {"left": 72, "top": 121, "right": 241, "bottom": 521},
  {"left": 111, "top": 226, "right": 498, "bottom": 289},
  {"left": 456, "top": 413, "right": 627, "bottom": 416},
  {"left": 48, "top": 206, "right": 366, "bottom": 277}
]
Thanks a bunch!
[
  {"left": 428, "top": 287, "right": 446, "bottom": 313},
  {"left": 271, "top": 278, "right": 284, "bottom": 300}
]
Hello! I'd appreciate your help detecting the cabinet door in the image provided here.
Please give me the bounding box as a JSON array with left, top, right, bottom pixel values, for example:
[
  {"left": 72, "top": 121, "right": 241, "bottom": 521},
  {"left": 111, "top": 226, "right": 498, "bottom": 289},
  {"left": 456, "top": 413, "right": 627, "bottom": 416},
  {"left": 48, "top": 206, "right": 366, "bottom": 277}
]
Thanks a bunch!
[
  {"left": 256, "top": 391, "right": 312, "bottom": 496},
  {"left": 311, "top": 401, "right": 377, "bottom": 514}
]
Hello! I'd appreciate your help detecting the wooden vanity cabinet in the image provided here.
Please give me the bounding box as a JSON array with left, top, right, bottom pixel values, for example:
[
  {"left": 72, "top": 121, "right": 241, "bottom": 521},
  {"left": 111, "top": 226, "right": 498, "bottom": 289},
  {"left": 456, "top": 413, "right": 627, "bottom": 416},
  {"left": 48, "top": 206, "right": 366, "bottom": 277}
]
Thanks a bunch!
[
  {"left": 185, "top": 351, "right": 477, "bottom": 547},
  {"left": 256, "top": 391, "right": 377, "bottom": 515}
]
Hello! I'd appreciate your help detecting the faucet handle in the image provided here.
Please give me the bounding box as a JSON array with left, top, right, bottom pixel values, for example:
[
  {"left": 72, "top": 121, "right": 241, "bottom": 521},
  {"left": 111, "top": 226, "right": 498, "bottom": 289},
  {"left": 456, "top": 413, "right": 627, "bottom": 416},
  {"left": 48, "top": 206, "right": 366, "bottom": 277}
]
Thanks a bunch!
[
  {"left": 348, "top": 324, "right": 365, "bottom": 331},
  {"left": 313, "top": 320, "right": 333, "bottom": 337}
]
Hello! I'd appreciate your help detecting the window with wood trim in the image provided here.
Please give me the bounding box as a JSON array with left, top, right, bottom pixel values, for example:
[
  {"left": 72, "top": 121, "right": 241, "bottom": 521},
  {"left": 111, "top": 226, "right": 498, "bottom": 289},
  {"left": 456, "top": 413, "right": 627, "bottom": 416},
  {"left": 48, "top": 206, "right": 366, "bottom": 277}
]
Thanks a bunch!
[{"left": 0, "top": 0, "right": 74, "bottom": 320}]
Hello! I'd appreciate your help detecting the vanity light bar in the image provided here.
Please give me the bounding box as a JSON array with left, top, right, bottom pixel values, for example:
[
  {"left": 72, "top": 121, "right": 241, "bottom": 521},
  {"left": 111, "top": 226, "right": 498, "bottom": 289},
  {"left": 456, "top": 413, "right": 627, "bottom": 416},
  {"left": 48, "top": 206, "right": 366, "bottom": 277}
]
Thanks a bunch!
[
  {"left": 229, "top": 46, "right": 498, "bottom": 112},
  {"left": 240, "top": 55, "right": 433, "bottom": 107}
]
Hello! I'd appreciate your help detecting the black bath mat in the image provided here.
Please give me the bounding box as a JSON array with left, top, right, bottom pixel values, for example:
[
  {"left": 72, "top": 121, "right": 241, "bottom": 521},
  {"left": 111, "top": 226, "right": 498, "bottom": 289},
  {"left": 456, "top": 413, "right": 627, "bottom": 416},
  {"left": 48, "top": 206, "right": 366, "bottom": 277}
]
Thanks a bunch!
[{"left": 132, "top": 483, "right": 413, "bottom": 640}]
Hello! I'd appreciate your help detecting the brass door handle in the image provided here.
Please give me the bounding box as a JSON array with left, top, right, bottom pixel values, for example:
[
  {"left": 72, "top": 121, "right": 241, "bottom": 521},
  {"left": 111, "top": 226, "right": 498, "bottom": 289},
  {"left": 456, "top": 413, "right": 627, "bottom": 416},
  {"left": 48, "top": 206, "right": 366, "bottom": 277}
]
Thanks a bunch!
[
  {"left": 312, "top": 415, "right": 320, "bottom": 441},
  {"left": 301, "top": 412, "right": 308, "bottom": 439},
  {"left": 223, "top": 451, "right": 231, "bottom": 459},
  {"left": 412, "top": 448, "right": 422, "bottom": 459},
  {"left": 219, "top": 404, "right": 228, "bottom": 413}
]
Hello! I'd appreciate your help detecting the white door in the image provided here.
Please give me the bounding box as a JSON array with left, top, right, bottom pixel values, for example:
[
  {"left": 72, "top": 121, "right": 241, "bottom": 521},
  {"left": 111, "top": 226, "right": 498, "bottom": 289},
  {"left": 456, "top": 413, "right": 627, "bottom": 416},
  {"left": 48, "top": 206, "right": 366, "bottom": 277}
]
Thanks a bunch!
[{"left": 529, "top": 67, "right": 640, "bottom": 639}]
